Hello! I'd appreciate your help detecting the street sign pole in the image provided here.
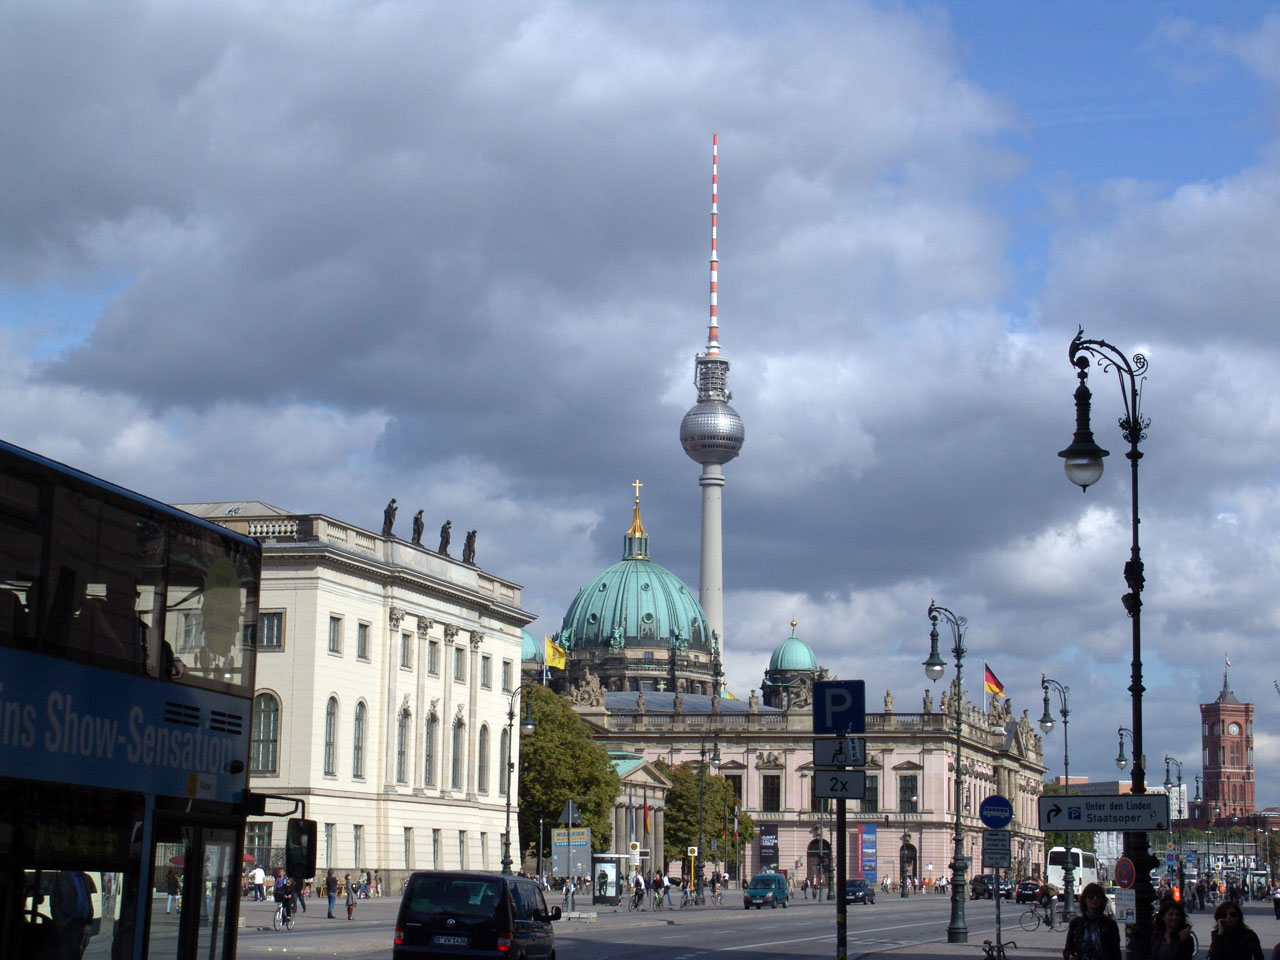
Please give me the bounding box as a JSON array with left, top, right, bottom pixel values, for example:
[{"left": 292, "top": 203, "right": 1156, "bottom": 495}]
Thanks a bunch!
[{"left": 837, "top": 796, "right": 847, "bottom": 960}]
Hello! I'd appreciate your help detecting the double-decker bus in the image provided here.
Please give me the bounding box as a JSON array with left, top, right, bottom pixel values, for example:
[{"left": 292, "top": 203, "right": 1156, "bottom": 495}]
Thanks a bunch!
[
  {"left": 1046, "top": 846, "right": 1099, "bottom": 894},
  {"left": 0, "top": 438, "right": 311, "bottom": 959}
]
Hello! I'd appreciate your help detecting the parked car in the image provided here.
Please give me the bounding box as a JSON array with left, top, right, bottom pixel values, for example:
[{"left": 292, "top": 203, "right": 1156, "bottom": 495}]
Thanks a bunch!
[
  {"left": 393, "top": 871, "right": 560, "bottom": 959},
  {"left": 844, "top": 877, "right": 876, "bottom": 904},
  {"left": 996, "top": 877, "right": 1014, "bottom": 899},
  {"left": 969, "top": 875, "right": 993, "bottom": 900},
  {"left": 743, "top": 872, "right": 789, "bottom": 909},
  {"left": 1015, "top": 880, "right": 1042, "bottom": 903}
]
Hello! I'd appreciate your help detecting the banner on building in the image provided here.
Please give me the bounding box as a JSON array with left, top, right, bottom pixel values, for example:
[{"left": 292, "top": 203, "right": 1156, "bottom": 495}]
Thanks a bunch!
[
  {"left": 853, "top": 822, "right": 877, "bottom": 882},
  {"left": 759, "top": 824, "right": 779, "bottom": 869}
]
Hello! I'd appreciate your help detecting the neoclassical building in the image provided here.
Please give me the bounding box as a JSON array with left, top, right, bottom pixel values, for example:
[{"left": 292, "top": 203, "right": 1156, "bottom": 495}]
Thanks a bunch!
[
  {"left": 545, "top": 498, "right": 1049, "bottom": 884},
  {"left": 180, "top": 502, "right": 534, "bottom": 885}
]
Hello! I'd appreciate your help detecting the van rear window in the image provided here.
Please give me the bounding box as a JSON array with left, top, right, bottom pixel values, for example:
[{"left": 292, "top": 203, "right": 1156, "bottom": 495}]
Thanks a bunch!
[{"left": 404, "top": 876, "right": 503, "bottom": 918}]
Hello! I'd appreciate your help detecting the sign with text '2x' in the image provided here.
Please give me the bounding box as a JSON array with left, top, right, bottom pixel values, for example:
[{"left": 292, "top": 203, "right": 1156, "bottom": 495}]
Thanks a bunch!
[
  {"left": 814, "top": 769, "right": 866, "bottom": 800},
  {"left": 812, "top": 680, "right": 866, "bottom": 735}
]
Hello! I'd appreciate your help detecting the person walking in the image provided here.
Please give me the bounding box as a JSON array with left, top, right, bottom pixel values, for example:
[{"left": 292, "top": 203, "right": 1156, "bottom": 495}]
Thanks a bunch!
[
  {"left": 325, "top": 870, "right": 338, "bottom": 918},
  {"left": 1206, "top": 900, "right": 1264, "bottom": 960},
  {"left": 1062, "top": 882, "right": 1122, "bottom": 960},
  {"left": 1271, "top": 880, "right": 1280, "bottom": 921},
  {"left": 344, "top": 874, "right": 357, "bottom": 920},
  {"left": 250, "top": 864, "right": 267, "bottom": 902},
  {"left": 165, "top": 869, "right": 180, "bottom": 914},
  {"left": 1152, "top": 898, "right": 1195, "bottom": 960}
]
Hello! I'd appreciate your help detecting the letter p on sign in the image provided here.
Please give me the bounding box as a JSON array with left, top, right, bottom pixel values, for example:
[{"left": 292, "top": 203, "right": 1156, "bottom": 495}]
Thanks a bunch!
[{"left": 812, "top": 680, "right": 866, "bottom": 735}]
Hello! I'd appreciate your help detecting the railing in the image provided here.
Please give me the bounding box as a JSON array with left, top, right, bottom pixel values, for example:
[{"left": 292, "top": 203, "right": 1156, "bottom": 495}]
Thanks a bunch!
[{"left": 247, "top": 518, "right": 299, "bottom": 539}]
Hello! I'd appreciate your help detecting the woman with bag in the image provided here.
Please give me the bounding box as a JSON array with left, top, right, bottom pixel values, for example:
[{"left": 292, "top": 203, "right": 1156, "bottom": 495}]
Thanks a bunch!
[{"left": 1062, "top": 882, "right": 1121, "bottom": 960}]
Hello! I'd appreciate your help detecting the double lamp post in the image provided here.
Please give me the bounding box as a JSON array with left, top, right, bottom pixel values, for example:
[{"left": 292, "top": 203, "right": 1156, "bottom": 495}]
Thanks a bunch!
[{"left": 501, "top": 685, "right": 537, "bottom": 875}]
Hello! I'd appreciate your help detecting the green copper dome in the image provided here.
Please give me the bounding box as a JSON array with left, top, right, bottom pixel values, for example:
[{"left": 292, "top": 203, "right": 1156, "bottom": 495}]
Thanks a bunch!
[
  {"left": 769, "top": 621, "right": 817, "bottom": 672},
  {"left": 521, "top": 628, "right": 543, "bottom": 664},
  {"left": 555, "top": 498, "right": 712, "bottom": 654}
]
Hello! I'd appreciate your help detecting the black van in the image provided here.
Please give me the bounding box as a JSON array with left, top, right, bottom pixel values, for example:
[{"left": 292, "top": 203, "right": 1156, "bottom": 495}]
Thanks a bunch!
[{"left": 394, "top": 871, "right": 560, "bottom": 959}]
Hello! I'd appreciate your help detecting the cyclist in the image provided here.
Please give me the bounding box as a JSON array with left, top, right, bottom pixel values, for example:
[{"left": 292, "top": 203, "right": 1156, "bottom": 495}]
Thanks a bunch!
[
  {"left": 631, "top": 871, "right": 645, "bottom": 911},
  {"left": 272, "top": 868, "right": 294, "bottom": 926}
]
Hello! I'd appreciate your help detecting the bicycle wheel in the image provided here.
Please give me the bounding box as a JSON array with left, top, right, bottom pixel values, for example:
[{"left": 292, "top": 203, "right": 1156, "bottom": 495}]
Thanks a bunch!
[
  {"left": 285, "top": 912, "right": 295, "bottom": 931},
  {"left": 273, "top": 907, "right": 282, "bottom": 931},
  {"left": 1189, "top": 930, "right": 1198, "bottom": 958},
  {"left": 1019, "top": 908, "right": 1041, "bottom": 932}
]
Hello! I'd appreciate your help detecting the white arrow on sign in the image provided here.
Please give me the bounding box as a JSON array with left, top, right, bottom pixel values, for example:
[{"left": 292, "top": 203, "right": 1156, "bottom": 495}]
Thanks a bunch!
[
  {"left": 813, "top": 769, "right": 866, "bottom": 799},
  {"left": 813, "top": 737, "right": 866, "bottom": 767}
]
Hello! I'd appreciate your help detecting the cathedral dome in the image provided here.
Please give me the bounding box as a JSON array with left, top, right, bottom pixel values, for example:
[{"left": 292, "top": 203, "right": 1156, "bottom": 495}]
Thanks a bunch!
[
  {"left": 555, "top": 497, "right": 712, "bottom": 655},
  {"left": 521, "top": 628, "right": 543, "bottom": 664},
  {"left": 769, "top": 621, "right": 817, "bottom": 672}
]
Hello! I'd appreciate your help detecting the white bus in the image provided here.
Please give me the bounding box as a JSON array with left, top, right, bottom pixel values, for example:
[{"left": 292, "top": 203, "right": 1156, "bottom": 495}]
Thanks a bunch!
[{"left": 1046, "top": 847, "right": 1098, "bottom": 893}]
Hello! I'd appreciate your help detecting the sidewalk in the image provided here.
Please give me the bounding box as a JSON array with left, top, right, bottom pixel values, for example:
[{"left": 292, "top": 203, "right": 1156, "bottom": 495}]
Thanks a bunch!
[{"left": 860, "top": 899, "right": 1280, "bottom": 960}]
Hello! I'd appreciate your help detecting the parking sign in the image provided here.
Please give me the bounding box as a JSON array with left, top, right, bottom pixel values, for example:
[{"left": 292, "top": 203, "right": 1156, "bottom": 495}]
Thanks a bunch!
[{"left": 812, "top": 680, "right": 866, "bottom": 735}]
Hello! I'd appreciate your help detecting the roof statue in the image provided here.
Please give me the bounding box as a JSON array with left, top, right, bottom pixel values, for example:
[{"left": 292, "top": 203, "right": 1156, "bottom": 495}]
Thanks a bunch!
[{"left": 382, "top": 498, "right": 397, "bottom": 538}]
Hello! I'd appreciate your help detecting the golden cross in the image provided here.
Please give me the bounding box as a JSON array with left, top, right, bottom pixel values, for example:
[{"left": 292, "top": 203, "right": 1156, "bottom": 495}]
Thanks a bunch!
[{"left": 631, "top": 478, "right": 643, "bottom": 502}]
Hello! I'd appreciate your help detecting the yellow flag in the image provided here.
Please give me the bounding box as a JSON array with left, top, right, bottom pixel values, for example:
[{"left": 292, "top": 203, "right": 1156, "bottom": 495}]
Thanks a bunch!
[{"left": 544, "top": 637, "right": 567, "bottom": 670}]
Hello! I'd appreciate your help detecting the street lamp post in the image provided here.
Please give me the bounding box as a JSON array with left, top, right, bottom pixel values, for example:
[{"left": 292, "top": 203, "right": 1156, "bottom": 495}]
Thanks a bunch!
[
  {"left": 1163, "top": 756, "right": 1185, "bottom": 895},
  {"left": 500, "top": 685, "right": 537, "bottom": 875},
  {"left": 924, "top": 601, "right": 969, "bottom": 944},
  {"left": 1039, "top": 676, "right": 1074, "bottom": 914},
  {"left": 1059, "top": 328, "right": 1157, "bottom": 960},
  {"left": 696, "top": 733, "right": 721, "bottom": 903}
]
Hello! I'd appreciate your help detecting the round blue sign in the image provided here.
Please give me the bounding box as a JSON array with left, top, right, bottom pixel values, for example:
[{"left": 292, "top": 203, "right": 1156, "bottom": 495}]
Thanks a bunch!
[{"left": 979, "top": 795, "right": 1014, "bottom": 830}]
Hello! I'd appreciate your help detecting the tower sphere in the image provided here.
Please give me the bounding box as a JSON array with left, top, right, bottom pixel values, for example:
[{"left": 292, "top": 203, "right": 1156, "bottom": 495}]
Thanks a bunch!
[{"left": 680, "top": 400, "right": 745, "bottom": 465}]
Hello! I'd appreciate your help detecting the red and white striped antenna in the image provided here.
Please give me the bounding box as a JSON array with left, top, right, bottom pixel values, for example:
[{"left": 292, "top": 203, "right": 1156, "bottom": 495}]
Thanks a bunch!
[{"left": 707, "top": 133, "right": 720, "bottom": 356}]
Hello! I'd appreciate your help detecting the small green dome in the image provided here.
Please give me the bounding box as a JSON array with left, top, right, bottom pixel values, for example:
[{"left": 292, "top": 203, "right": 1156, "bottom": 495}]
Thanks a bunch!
[
  {"left": 521, "top": 629, "right": 543, "bottom": 664},
  {"left": 769, "top": 621, "right": 817, "bottom": 672}
]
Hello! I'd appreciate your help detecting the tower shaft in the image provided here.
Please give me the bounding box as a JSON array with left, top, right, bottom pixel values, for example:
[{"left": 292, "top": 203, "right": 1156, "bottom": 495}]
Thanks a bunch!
[{"left": 698, "top": 464, "right": 726, "bottom": 658}]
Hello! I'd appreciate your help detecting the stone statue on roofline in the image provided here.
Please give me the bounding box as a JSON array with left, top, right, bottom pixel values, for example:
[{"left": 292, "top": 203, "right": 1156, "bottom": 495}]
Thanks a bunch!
[{"left": 382, "top": 498, "right": 398, "bottom": 537}]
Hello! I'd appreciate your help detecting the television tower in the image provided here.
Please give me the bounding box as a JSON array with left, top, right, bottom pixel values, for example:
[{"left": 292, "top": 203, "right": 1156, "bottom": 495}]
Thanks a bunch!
[{"left": 680, "top": 134, "right": 744, "bottom": 683}]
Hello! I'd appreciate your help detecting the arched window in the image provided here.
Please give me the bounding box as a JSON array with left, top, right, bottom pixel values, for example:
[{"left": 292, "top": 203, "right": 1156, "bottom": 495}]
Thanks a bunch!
[
  {"left": 477, "top": 725, "right": 490, "bottom": 794},
  {"left": 353, "top": 702, "right": 367, "bottom": 779},
  {"left": 250, "top": 693, "right": 279, "bottom": 774},
  {"left": 451, "top": 720, "right": 465, "bottom": 790},
  {"left": 498, "top": 728, "right": 511, "bottom": 796},
  {"left": 323, "top": 697, "right": 338, "bottom": 776},
  {"left": 424, "top": 715, "right": 437, "bottom": 787},
  {"left": 396, "top": 712, "right": 410, "bottom": 783}
]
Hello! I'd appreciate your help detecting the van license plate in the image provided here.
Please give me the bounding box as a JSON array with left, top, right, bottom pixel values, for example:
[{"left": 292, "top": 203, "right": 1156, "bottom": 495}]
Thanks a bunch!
[{"left": 432, "top": 935, "right": 469, "bottom": 946}]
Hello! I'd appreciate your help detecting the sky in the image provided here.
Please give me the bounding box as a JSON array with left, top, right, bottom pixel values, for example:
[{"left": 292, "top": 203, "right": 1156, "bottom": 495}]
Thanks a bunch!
[{"left": 4, "top": 0, "right": 1280, "bottom": 810}]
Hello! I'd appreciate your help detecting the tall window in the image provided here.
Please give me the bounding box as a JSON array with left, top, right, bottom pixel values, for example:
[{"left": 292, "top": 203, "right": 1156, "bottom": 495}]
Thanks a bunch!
[
  {"left": 353, "top": 702, "right": 367, "bottom": 778},
  {"left": 861, "top": 774, "right": 879, "bottom": 813},
  {"left": 324, "top": 823, "right": 335, "bottom": 868},
  {"left": 498, "top": 728, "right": 511, "bottom": 796},
  {"left": 452, "top": 721, "right": 465, "bottom": 790},
  {"left": 328, "top": 616, "right": 342, "bottom": 654},
  {"left": 502, "top": 660, "right": 513, "bottom": 693},
  {"left": 725, "top": 774, "right": 742, "bottom": 805},
  {"left": 762, "top": 774, "right": 781, "bottom": 812},
  {"left": 898, "top": 774, "right": 919, "bottom": 813},
  {"left": 258, "top": 612, "right": 284, "bottom": 649},
  {"left": 481, "top": 655, "right": 492, "bottom": 688},
  {"left": 454, "top": 646, "right": 465, "bottom": 682},
  {"left": 357, "top": 622, "right": 369, "bottom": 660},
  {"left": 404, "top": 827, "right": 414, "bottom": 869},
  {"left": 401, "top": 632, "right": 412, "bottom": 669},
  {"left": 323, "top": 697, "right": 338, "bottom": 776},
  {"left": 353, "top": 825, "right": 363, "bottom": 867},
  {"left": 458, "top": 830, "right": 467, "bottom": 869},
  {"left": 424, "top": 715, "right": 437, "bottom": 787},
  {"left": 428, "top": 641, "right": 440, "bottom": 675},
  {"left": 396, "top": 712, "right": 409, "bottom": 783},
  {"left": 245, "top": 822, "right": 272, "bottom": 866},
  {"left": 250, "top": 693, "right": 280, "bottom": 774},
  {"left": 432, "top": 828, "right": 441, "bottom": 868},
  {"left": 477, "top": 725, "right": 490, "bottom": 794}
]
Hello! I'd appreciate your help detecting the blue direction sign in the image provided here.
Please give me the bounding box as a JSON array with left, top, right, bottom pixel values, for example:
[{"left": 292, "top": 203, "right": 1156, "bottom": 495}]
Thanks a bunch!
[
  {"left": 979, "top": 795, "right": 1014, "bottom": 830},
  {"left": 812, "top": 680, "right": 866, "bottom": 735}
]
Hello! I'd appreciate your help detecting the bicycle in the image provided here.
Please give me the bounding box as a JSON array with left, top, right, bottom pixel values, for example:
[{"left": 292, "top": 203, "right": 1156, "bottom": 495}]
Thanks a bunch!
[
  {"left": 273, "top": 901, "right": 295, "bottom": 931},
  {"left": 710, "top": 886, "right": 723, "bottom": 906},
  {"left": 680, "top": 887, "right": 691, "bottom": 909},
  {"left": 1019, "top": 900, "right": 1061, "bottom": 932},
  {"left": 627, "top": 888, "right": 645, "bottom": 912},
  {"left": 982, "top": 938, "right": 1016, "bottom": 960}
]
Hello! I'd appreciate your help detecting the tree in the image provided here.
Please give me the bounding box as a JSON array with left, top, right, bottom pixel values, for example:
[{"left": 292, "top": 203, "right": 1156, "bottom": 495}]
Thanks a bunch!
[
  {"left": 517, "top": 685, "right": 621, "bottom": 865},
  {"left": 656, "top": 760, "right": 755, "bottom": 871},
  {"left": 1040, "top": 781, "right": 1096, "bottom": 853}
]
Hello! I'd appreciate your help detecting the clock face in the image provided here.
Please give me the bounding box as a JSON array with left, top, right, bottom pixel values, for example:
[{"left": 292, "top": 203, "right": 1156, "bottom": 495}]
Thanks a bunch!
[{"left": 1228, "top": 722, "right": 1241, "bottom": 735}]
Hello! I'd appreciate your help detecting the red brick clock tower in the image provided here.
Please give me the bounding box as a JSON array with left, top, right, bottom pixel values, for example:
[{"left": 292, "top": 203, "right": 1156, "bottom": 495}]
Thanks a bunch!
[{"left": 1196, "top": 668, "right": 1254, "bottom": 824}]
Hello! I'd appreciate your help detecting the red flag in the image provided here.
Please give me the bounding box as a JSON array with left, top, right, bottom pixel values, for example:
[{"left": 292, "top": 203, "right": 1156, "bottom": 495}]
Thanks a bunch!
[{"left": 643, "top": 800, "right": 650, "bottom": 834}]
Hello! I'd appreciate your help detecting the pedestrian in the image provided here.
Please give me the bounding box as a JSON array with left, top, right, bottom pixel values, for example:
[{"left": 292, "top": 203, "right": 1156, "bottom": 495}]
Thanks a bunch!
[
  {"left": 295, "top": 878, "right": 307, "bottom": 914},
  {"left": 1198, "top": 879, "right": 1208, "bottom": 912},
  {"left": 1062, "top": 882, "right": 1121, "bottom": 960},
  {"left": 165, "top": 869, "right": 180, "bottom": 914},
  {"left": 325, "top": 869, "right": 338, "bottom": 918},
  {"left": 1272, "top": 881, "right": 1280, "bottom": 921},
  {"left": 250, "top": 864, "right": 267, "bottom": 901},
  {"left": 1207, "top": 900, "right": 1264, "bottom": 960},
  {"left": 345, "top": 874, "right": 357, "bottom": 920},
  {"left": 1152, "top": 898, "right": 1195, "bottom": 960}
]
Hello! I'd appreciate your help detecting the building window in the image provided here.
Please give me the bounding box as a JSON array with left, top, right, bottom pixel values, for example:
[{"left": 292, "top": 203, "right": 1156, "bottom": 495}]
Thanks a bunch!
[
  {"left": 324, "top": 823, "right": 335, "bottom": 868},
  {"left": 499, "top": 728, "right": 511, "bottom": 797},
  {"left": 250, "top": 693, "right": 280, "bottom": 774},
  {"left": 480, "top": 831, "right": 489, "bottom": 870},
  {"left": 432, "top": 829, "right": 442, "bottom": 869},
  {"left": 357, "top": 622, "right": 369, "bottom": 660},
  {"left": 725, "top": 774, "right": 742, "bottom": 805},
  {"left": 424, "top": 715, "right": 437, "bottom": 787},
  {"left": 323, "top": 697, "right": 338, "bottom": 776},
  {"left": 481, "top": 655, "right": 492, "bottom": 689},
  {"left": 396, "top": 712, "right": 410, "bottom": 783},
  {"left": 404, "top": 827, "right": 414, "bottom": 869},
  {"left": 762, "top": 774, "right": 781, "bottom": 812},
  {"left": 477, "top": 725, "right": 490, "bottom": 794},
  {"left": 452, "top": 721, "right": 465, "bottom": 790},
  {"left": 401, "top": 632, "right": 413, "bottom": 669},
  {"left": 862, "top": 775, "right": 879, "bottom": 813},
  {"left": 454, "top": 647, "right": 465, "bottom": 682},
  {"left": 353, "top": 702, "right": 367, "bottom": 779},
  {"left": 258, "top": 611, "right": 284, "bottom": 649},
  {"left": 428, "top": 640, "right": 440, "bottom": 675},
  {"left": 502, "top": 660, "right": 513, "bottom": 693},
  {"left": 245, "top": 822, "right": 272, "bottom": 866},
  {"left": 353, "top": 825, "right": 363, "bottom": 867},
  {"left": 898, "top": 774, "right": 919, "bottom": 813},
  {"left": 458, "top": 831, "right": 467, "bottom": 869},
  {"left": 328, "top": 616, "right": 342, "bottom": 654}
]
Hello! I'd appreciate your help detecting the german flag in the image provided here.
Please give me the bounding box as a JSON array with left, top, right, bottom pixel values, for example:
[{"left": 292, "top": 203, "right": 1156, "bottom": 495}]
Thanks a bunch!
[{"left": 983, "top": 663, "right": 1005, "bottom": 697}]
